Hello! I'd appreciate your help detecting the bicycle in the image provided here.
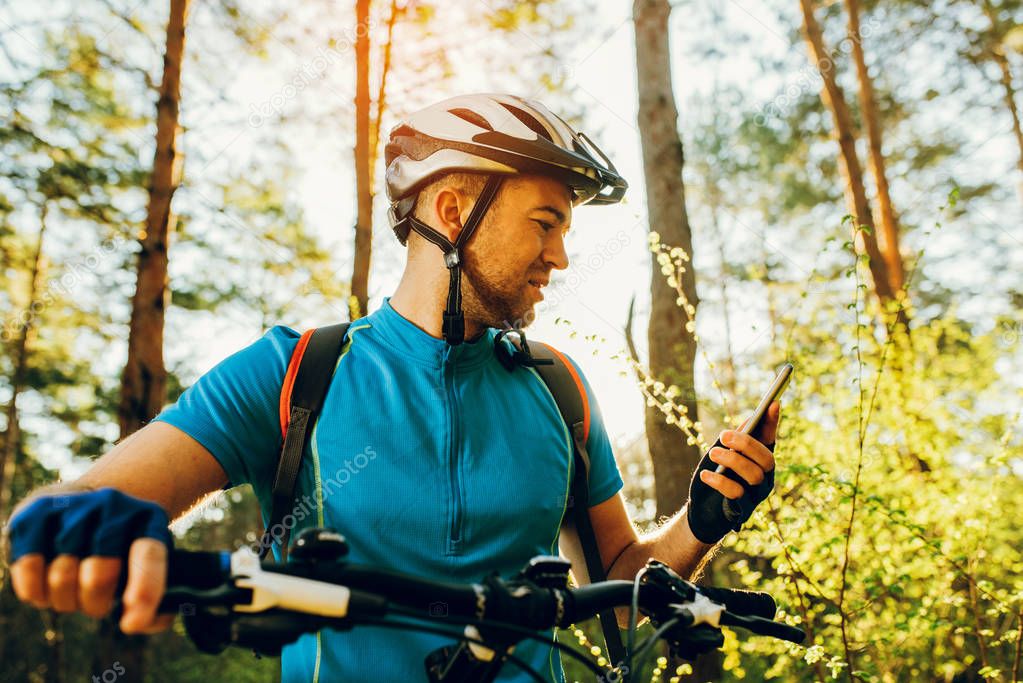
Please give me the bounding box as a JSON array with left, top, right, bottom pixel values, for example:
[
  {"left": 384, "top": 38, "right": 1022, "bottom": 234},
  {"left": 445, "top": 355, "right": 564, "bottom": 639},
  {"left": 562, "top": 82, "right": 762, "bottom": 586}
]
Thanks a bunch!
[{"left": 157, "top": 527, "right": 806, "bottom": 682}]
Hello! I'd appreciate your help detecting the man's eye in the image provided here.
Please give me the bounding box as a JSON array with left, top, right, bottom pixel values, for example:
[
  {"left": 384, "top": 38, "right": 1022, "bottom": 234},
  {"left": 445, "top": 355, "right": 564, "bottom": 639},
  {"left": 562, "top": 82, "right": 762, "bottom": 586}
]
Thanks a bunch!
[{"left": 535, "top": 221, "right": 554, "bottom": 232}]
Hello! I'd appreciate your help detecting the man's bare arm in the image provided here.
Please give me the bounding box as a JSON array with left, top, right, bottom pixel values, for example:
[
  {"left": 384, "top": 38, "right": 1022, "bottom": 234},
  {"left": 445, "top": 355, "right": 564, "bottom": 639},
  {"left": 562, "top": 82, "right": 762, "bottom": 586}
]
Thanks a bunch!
[
  {"left": 8, "top": 421, "right": 230, "bottom": 634},
  {"left": 604, "top": 506, "right": 715, "bottom": 582},
  {"left": 11, "top": 421, "right": 229, "bottom": 522}
]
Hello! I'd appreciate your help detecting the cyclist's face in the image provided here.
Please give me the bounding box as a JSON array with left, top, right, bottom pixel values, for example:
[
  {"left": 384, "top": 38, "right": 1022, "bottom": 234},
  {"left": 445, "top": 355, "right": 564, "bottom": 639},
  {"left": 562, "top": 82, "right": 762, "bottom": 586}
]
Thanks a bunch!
[{"left": 461, "top": 175, "right": 572, "bottom": 329}]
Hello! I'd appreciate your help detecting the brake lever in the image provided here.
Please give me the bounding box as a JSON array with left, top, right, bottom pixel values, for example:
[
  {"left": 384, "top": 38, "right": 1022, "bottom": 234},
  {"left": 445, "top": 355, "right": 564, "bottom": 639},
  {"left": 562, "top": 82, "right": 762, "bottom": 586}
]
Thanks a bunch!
[
  {"left": 666, "top": 622, "right": 725, "bottom": 661},
  {"left": 230, "top": 547, "right": 354, "bottom": 616},
  {"left": 162, "top": 546, "right": 391, "bottom": 624},
  {"left": 163, "top": 546, "right": 389, "bottom": 658},
  {"left": 638, "top": 559, "right": 805, "bottom": 658}
]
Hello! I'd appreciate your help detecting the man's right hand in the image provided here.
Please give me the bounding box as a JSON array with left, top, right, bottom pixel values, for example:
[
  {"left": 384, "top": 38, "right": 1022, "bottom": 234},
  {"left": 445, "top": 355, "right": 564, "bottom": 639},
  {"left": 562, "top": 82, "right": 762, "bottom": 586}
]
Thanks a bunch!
[{"left": 6, "top": 488, "right": 175, "bottom": 634}]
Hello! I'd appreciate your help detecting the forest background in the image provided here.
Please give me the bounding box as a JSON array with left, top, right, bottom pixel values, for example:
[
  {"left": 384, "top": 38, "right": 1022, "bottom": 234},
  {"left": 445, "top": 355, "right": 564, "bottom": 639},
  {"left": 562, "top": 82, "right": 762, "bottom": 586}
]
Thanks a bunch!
[{"left": 1, "top": 0, "right": 1022, "bottom": 681}]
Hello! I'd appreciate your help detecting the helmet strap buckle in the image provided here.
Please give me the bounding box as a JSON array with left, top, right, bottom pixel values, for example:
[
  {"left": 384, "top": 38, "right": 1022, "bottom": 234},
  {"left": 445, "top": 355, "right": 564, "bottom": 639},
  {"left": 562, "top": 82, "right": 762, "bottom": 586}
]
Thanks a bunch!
[
  {"left": 494, "top": 328, "right": 554, "bottom": 371},
  {"left": 396, "top": 176, "right": 504, "bottom": 346}
]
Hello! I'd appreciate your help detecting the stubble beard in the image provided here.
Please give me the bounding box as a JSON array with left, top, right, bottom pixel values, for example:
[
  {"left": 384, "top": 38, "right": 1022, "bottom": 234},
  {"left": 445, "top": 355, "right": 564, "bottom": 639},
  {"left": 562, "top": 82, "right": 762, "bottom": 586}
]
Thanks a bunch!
[{"left": 460, "top": 255, "right": 538, "bottom": 332}]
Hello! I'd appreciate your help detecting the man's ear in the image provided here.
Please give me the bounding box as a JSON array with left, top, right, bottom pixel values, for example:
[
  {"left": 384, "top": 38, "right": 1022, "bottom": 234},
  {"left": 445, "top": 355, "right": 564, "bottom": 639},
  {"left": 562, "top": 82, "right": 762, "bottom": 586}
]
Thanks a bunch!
[{"left": 433, "top": 187, "right": 466, "bottom": 242}]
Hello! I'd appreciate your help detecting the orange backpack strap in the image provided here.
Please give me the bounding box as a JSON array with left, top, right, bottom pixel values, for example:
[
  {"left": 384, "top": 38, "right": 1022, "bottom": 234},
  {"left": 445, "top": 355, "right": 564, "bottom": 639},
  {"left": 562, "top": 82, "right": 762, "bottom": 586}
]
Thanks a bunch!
[
  {"left": 279, "top": 329, "right": 315, "bottom": 439},
  {"left": 261, "top": 322, "right": 350, "bottom": 561},
  {"left": 532, "top": 342, "right": 590, "bottom": 443}
]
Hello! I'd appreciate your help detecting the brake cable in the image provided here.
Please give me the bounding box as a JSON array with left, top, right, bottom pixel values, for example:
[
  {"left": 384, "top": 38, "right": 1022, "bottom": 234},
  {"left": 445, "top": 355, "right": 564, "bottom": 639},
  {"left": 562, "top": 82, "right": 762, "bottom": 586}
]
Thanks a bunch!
[
  {"left": 624, "top": 566, "right": 649, "bottom": 683},
  {"left": 629, "top": 616, "right": 683, "bottom": 676},
  {"left": 386, "top": 604, "right": 605, "bottom": 677},
  {"left": 358, "top": 617, "right": 548, "bottom": 683}
]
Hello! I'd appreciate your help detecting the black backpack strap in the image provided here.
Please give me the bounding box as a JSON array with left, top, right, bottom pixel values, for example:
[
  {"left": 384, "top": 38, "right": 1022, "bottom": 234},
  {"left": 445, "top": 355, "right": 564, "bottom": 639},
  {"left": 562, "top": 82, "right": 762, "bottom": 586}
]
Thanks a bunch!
[
  {"left": 528, "top": 341, "right": 627, "bottom": 667},
  {"left": 260, "top": 322, "right": 350, "bottom": 561}
]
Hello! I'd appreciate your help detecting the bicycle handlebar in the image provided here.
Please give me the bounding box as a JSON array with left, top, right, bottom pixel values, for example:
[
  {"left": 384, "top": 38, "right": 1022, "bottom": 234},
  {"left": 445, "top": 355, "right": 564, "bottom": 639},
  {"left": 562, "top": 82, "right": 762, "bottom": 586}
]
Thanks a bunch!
[
  {"left": 163, "top": 549, "right": 800, "bottom": 639},
  {"left": 157, "top": 529, "right": 805, "bottom": 681}
]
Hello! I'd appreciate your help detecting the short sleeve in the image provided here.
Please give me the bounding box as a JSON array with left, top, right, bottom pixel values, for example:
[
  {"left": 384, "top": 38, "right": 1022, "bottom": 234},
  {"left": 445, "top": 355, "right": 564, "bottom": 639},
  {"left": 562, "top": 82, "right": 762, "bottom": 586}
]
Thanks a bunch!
[
  {"left": 153, "top": 326, "right": 300, "bottom": 493},
  {"left": 564, "top": 355, "right": 624, "bottom": 507}
]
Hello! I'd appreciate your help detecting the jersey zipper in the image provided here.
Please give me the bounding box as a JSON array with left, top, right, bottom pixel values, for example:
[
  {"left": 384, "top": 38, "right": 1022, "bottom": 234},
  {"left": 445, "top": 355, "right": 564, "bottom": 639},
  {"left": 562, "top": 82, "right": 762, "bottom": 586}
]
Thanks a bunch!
[{"left": 443, "top": 346, "right": 463, "bottom": 554}]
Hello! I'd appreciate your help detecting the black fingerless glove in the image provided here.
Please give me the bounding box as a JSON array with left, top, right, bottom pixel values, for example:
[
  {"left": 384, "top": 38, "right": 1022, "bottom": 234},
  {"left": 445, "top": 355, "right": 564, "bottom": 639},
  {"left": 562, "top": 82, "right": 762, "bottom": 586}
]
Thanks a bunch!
[{"left": 686, "top": 438, "right": 775, "bottom": 545}]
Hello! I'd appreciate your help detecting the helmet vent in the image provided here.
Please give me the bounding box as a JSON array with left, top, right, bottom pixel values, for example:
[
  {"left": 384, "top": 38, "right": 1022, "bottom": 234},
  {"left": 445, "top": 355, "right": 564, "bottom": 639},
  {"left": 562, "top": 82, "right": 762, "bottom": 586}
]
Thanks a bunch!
[
  {"left": 498, "top": 103, "right": 553, "bottom": 142},
  {"left": 448, "top": 108, "right": 493, "bottom": 130}
]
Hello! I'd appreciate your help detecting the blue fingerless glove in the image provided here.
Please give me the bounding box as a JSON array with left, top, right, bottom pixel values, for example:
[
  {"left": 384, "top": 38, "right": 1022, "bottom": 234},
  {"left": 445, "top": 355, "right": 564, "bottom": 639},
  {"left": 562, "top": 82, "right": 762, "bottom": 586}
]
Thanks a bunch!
[
  {"left": 686, "top": 438, "right": 775, "bottom": 545},
  {"left": 7, "top": 488, "right": 172, "bottom": 562}
]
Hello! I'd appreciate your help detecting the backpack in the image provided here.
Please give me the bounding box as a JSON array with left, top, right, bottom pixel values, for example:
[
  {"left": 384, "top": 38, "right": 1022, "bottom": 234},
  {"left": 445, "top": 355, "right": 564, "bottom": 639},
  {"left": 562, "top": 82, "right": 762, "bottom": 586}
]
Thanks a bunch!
[{"left": 258, "top": 323, "right": 626, "bottom": 663}]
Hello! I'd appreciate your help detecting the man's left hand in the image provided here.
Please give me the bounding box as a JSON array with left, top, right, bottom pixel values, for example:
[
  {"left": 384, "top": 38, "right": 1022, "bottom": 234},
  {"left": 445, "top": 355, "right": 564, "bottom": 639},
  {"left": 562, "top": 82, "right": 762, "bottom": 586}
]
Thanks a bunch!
[
  {"left": 686, "top": 401, "right": 781, "bottom": 545},
  {"left": 698, "top": 401, "right": 780, "bottom": 499}
]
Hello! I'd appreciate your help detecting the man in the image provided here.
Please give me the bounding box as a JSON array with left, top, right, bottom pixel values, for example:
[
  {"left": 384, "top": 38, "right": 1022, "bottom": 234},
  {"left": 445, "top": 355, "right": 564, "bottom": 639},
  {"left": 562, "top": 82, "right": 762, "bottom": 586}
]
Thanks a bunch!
[{"left": 7, "top": 94, "right": 779, "bottom": 681}]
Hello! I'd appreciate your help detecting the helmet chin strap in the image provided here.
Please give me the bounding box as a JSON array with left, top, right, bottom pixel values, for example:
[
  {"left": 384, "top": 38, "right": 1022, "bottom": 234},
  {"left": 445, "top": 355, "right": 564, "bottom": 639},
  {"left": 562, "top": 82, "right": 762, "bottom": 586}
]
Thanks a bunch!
[{"left": 392, "top": 176, "right": 504, "bottom": 345}]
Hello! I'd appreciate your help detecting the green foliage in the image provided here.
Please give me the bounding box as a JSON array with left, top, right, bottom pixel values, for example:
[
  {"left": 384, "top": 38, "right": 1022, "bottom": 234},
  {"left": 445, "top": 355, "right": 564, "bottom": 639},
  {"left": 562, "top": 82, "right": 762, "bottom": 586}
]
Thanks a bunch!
[
  {"left": 574, "top": 174, "right": 1021, "bottom": 681},
  {"left": 628, "top": 201, "right": 1023, "bottom": 680},
  {"left": 171, "top": 167, "right": 349, "bottom": 331},
  {"left": 486, "top": 0, "right": 576, "bottom": 33},
  {"left": 719, "top": 296, "right": 1023, "bottom": 681}
]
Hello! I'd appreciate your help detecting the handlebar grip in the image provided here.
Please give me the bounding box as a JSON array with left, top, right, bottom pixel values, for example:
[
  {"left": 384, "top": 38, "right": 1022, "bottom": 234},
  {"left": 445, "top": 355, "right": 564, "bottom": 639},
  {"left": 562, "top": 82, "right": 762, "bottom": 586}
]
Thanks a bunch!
[
  {"left": 167, "top": 550, "right": 230, "bottom": 589},
  {"left": 760, "top": 620, "right": 807, "bottom": 644},
  {"left": 720, "top": 612, "right": 806, "bottom": 644},
  {"left": 696, "top": 586, "right": 776, "bottom": 620}
]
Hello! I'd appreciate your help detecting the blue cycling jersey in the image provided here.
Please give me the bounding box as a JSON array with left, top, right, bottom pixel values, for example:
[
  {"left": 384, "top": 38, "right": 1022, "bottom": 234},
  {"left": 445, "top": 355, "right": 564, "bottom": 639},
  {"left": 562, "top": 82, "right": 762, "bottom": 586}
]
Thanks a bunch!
[{"left": 155, "top": 298, "right": 624, "bottom": 683}]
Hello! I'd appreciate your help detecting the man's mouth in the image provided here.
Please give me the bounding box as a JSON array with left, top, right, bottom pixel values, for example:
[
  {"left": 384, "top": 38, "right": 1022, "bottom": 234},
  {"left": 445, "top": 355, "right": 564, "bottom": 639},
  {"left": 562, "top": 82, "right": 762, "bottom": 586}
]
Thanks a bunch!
[
  {"left": 527, "top": 278, "right": 548, "bottom": 300},
  {"left": 527, "top": 278, "right": 549, "bottom": 289}
]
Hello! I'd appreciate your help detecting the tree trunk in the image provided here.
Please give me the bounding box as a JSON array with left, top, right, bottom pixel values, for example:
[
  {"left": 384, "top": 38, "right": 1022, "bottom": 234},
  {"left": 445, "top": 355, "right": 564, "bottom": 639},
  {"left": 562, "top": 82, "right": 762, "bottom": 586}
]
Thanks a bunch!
[
  {"left": 369, "top": 0, "right": 402, "bottom": 177},
  {"left": 0, "top": 203, "right": 48, "bottom": 525},
  {"left": 117, "top": 0, "right": 189, "bottom": 438},
  {"left": 845, "top": 0, "right": 906, "bottom": 294},
  {"left": 351, "top": 0, "right": 373, "bottom": 320},
  {"left": 103, "top": 1, "right": 190, "bottom": 680},
  {"left": 352, "top": 0, "right": 402, "bottom": 320},
  {"left": 798, "top": 0, "right": 899, "bottom": 315},
  {"left": 981, "top": 0, "right": 1023, "bottom": 201},
  {"left": 994, "top": 51, "right": 1023, "bottom": 192},
  {"left": 633, "top": 0, "right": 702, "bottom": 521},
  {"left": 634, "top": 3, "right": 717, "bottom": 675}
]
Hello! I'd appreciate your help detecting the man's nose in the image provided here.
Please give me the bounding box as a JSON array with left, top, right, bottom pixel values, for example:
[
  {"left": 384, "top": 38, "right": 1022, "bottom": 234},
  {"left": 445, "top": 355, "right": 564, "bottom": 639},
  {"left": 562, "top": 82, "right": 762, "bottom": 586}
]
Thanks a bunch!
[{"left": 543, "top": 231, "right": 570, "bottom": 271}]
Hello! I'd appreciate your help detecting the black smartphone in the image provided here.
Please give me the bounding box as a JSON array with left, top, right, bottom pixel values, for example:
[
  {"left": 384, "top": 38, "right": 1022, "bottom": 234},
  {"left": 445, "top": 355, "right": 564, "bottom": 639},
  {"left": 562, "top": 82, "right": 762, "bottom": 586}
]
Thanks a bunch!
[{"left": 713, "top": 362, "right": 793, "bottom": 474}]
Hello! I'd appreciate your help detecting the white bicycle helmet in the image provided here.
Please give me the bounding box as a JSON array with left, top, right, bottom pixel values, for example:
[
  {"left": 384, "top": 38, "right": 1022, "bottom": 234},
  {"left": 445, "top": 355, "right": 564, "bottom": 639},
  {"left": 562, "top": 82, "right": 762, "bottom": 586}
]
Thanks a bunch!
[{"left": 384, "top": 93, "right": 628, "bottom": 344}]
